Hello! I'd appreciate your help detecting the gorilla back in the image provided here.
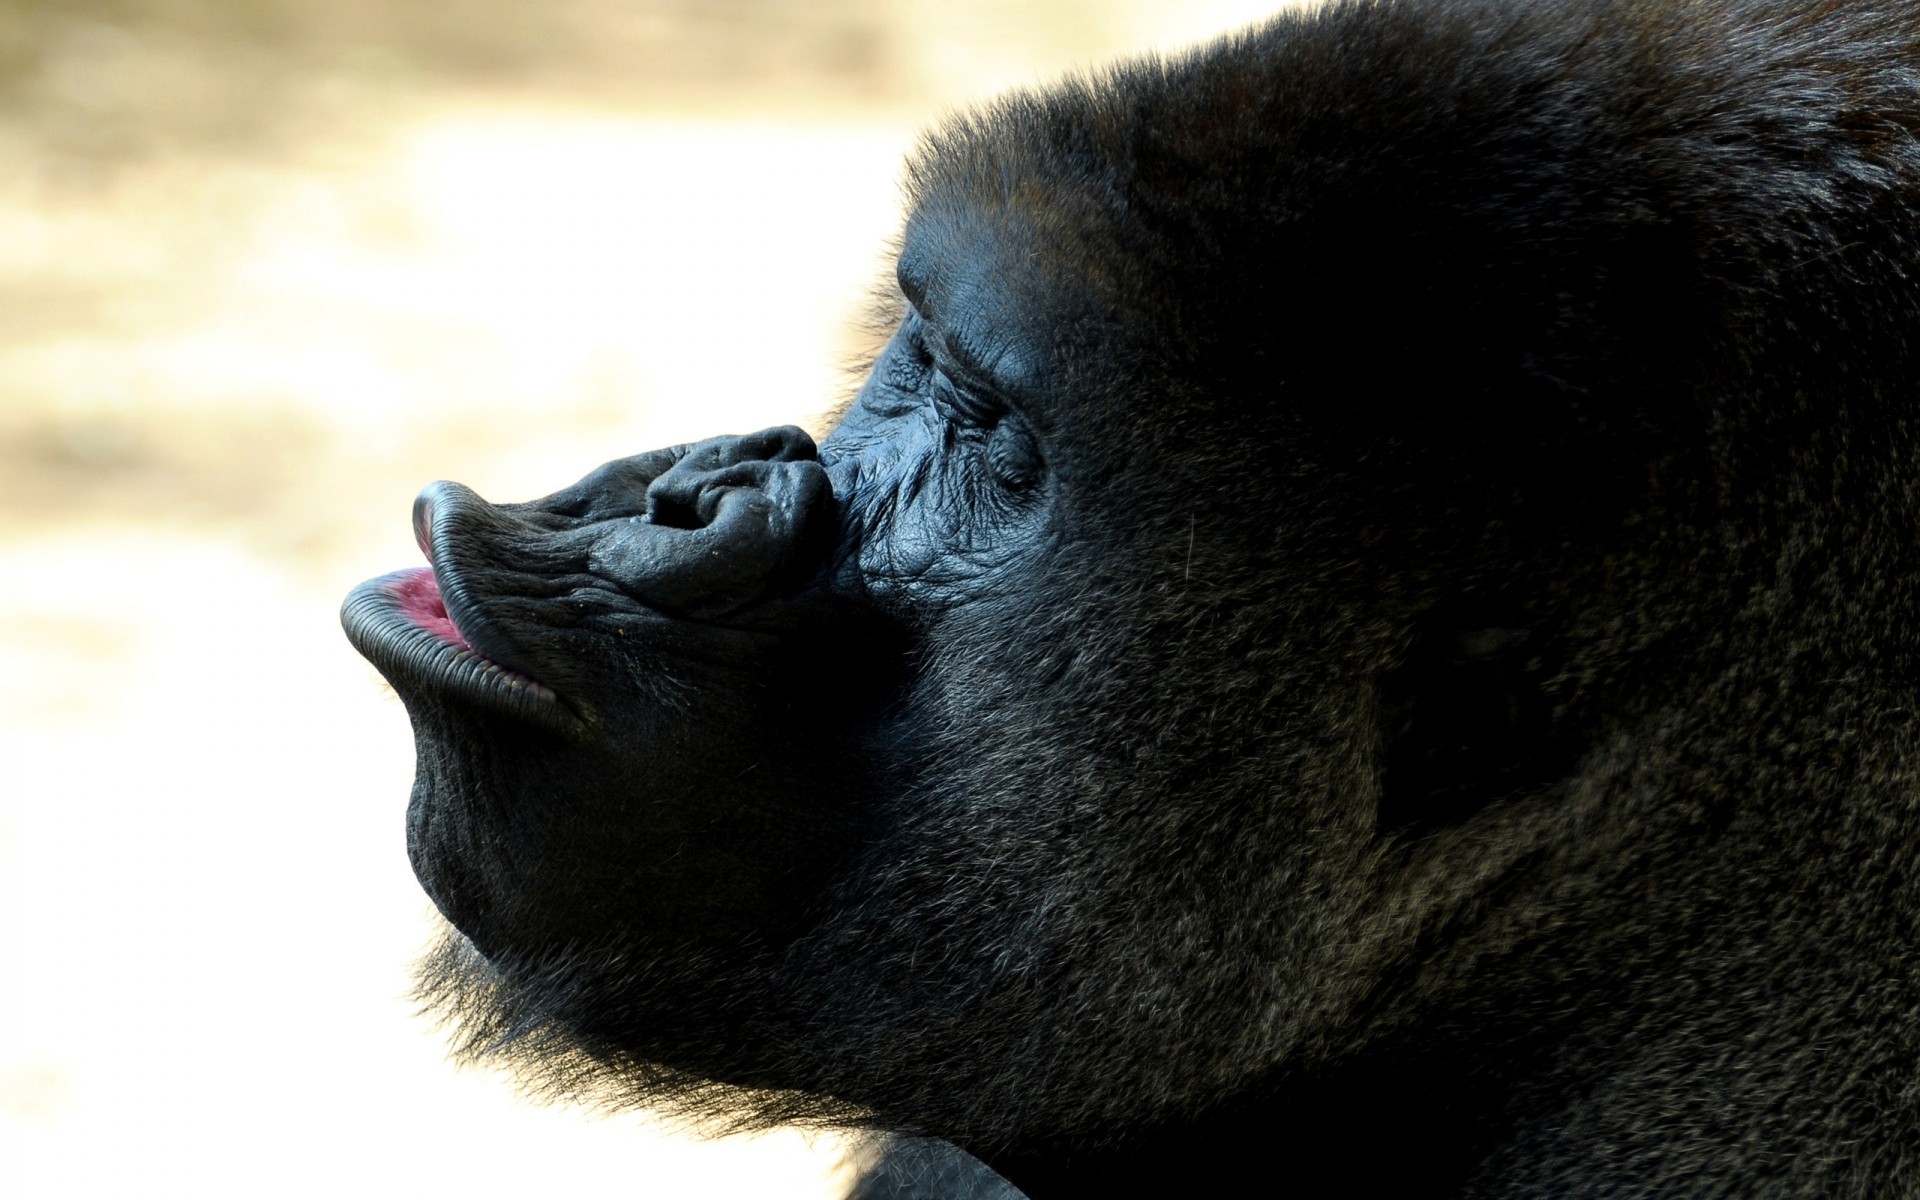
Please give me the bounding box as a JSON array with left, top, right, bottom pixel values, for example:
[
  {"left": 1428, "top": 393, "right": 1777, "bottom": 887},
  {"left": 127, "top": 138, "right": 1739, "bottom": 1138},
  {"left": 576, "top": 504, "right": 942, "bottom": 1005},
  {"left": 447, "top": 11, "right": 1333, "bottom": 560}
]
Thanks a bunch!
[{"left": 342, "top": 1, "right": 1920, "bottom": 1195}]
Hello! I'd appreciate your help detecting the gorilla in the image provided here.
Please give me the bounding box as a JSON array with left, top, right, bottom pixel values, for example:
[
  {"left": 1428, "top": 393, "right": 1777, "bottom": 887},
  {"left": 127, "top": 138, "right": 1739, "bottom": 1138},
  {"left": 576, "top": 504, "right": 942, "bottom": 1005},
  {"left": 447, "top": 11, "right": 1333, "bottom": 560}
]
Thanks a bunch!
[{"left": 343, "top": 0, "right": 1920, "bottom": 1195}]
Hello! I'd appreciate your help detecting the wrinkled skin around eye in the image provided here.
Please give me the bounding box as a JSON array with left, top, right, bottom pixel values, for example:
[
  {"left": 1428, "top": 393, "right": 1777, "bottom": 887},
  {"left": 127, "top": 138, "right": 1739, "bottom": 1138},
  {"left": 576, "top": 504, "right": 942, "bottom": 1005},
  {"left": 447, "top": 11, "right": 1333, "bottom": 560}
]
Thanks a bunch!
[{"left": 824, "top": 314, "right": 1053, "bottom": 610}]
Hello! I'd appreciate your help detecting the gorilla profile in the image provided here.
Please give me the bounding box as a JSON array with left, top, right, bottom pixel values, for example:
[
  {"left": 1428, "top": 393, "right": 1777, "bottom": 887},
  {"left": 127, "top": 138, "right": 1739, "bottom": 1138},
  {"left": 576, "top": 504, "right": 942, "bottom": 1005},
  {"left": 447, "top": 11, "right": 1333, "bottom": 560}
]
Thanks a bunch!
[{"left": 343, "top": 0, "right": 1920, "bottom": 1195}]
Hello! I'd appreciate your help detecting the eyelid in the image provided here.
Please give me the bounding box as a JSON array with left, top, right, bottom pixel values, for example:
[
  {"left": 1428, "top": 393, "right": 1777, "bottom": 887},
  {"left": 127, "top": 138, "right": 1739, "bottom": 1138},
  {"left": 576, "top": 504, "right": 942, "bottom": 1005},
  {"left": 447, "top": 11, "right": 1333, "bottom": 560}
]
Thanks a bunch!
[
  {"left": 931, "top": 368, "right": 1003, "bottom": 426},
  {"left": 927, "top": 325, "right": 996, "bottom": 390},
  {"left": 904, "top": 308, "right": 1009, "bottom": 422}
]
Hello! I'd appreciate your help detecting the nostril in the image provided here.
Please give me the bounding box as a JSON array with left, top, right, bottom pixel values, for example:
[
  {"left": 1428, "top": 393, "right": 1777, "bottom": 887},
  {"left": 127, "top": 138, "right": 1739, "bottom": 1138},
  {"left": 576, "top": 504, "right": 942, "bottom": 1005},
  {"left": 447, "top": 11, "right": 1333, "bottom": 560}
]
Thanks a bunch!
[
  {"left": 645, "top": 489, "right": 706, "bottom": 531},
  {"left": 639, "top": 430, "right": 826, "bottom": 536}
]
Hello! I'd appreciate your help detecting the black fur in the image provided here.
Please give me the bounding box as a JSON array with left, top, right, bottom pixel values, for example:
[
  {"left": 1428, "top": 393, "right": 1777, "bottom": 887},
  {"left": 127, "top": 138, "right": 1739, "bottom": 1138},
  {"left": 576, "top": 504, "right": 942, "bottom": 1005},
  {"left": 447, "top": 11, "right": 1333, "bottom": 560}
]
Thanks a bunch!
[{"left": 345, "top": 1, "right": 1920, "bottom": 1195}]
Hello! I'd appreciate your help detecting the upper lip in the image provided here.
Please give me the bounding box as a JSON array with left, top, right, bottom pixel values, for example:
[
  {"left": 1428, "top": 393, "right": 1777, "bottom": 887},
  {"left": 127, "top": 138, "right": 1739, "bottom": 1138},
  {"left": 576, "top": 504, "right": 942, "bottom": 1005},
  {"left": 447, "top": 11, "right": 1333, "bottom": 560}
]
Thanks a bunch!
[{"left": 413, "top": 481, "right": 557, "bottom": 687}]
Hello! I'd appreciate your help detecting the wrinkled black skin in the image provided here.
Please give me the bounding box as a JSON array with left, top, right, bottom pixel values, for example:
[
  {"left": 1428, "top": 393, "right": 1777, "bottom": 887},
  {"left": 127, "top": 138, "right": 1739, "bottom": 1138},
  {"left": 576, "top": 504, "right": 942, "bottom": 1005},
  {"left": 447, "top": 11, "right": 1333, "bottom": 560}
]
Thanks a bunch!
[{"left": 348, "top": 1, "right": 1920, "bottom": 1196}]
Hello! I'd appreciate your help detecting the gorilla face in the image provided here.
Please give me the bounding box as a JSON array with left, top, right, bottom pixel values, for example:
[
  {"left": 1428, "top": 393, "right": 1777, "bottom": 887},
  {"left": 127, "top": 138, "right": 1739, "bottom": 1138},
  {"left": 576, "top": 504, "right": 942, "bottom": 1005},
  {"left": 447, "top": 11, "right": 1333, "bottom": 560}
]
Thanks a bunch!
[
  {"left": 346, "top": 146, "right": 1408, "bottom": 1124},
  {"left": 346, "top": 1, "right": 1920, "bottom": 1193},
  {"left": 344, "top": 202, "right": 1099, "bottom": 956}
]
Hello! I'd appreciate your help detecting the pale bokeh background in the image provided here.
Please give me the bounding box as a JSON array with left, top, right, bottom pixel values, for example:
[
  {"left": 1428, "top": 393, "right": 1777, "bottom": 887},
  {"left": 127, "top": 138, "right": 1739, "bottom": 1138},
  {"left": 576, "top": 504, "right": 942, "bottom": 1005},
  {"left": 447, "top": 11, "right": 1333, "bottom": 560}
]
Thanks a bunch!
[{"left": 0, "top": 3, "right": 1290, "bottom": 1196}]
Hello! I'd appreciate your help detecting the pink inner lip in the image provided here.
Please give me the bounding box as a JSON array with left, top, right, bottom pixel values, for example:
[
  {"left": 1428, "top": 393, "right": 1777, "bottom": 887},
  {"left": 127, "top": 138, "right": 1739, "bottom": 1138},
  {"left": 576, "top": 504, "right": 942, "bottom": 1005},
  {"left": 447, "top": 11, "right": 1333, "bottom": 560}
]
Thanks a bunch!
[{"left": 390, "top": 566, "right": 471, "bottom": 650}]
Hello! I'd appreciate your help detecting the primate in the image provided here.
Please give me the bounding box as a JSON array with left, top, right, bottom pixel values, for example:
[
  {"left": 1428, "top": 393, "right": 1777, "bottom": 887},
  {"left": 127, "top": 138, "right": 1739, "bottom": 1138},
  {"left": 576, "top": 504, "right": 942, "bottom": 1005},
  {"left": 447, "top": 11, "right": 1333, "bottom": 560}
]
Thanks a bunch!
[{"left": 344, "top": 1, "right": 1920, "bottom": 1194}]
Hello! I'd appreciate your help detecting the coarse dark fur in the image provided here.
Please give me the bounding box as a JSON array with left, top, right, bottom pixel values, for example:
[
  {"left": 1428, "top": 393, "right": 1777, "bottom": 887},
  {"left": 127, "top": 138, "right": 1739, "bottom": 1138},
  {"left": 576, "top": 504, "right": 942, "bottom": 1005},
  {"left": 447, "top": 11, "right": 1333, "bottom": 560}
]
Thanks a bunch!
[{"left": 344, "top": 1, "right": 1920, "bottom": 1196}]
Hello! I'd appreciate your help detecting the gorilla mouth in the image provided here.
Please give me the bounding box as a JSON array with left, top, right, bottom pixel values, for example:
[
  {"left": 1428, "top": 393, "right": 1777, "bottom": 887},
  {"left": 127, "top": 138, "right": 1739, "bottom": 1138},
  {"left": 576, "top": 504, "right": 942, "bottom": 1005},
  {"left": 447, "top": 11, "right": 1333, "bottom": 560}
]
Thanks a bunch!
[
  {"left": 341, "top": 566, "right": 571, "bottom": 729},
  {"left": 390, "top": 567, "right": 470, "bottom": 651}
]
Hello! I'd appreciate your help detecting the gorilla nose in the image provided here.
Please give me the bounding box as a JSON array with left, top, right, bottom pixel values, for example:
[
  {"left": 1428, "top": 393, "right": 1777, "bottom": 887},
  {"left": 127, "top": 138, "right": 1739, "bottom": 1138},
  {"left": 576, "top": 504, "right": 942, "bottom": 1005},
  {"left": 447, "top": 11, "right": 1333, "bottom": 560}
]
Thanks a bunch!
[
  {"left": 643, "top": 426, "right": 822, "bottom": 530},
  {"left": 409, "top": 428, "right": 835, "bottom": 626},
  {"left": 588, "top": 428, "right": 835, "bottom": 618}
]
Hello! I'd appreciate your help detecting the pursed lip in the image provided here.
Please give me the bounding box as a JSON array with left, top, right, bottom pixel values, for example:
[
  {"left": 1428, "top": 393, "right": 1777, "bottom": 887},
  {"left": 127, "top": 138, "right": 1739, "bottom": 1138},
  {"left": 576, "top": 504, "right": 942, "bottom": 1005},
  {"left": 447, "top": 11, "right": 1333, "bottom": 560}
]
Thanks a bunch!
[
  {"left": 341, "top": 564, "right": 578, "bottom": 732},
  {"left": 412, "top": 480, "right": 561, "bottom": 684}
]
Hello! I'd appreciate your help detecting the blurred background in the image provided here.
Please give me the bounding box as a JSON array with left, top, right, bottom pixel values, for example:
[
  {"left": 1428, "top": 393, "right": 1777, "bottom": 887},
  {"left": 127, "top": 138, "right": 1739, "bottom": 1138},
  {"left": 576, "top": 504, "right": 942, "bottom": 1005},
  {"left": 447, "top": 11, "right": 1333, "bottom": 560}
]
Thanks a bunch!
[{"left": 0, "top": 2, "right": 1288, "bottom": 1196}]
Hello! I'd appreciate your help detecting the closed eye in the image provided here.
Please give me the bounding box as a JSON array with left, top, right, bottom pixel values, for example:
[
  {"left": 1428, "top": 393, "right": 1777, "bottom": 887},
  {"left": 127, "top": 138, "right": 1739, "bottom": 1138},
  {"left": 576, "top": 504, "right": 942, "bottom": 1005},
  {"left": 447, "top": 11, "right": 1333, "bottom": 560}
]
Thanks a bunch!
[{"left": 930, "top": 368, "right": 1004, "bottom": 428}]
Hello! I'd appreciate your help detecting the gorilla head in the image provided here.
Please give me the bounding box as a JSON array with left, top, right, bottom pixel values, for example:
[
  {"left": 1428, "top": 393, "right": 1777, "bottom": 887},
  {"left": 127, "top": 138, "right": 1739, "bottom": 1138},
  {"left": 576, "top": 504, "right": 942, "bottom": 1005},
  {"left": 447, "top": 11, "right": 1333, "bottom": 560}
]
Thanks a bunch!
[{"left": 344, "top": 1, "right": 1920, "bottom": 1194}]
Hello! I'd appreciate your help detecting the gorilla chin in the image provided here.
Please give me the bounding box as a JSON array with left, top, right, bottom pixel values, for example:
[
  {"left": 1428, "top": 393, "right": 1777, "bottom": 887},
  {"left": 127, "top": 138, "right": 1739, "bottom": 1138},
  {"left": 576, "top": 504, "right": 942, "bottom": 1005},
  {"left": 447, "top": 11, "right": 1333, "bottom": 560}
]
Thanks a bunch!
[{"left": 346, "top": 1, "right": 1920, "bottom": 1196}]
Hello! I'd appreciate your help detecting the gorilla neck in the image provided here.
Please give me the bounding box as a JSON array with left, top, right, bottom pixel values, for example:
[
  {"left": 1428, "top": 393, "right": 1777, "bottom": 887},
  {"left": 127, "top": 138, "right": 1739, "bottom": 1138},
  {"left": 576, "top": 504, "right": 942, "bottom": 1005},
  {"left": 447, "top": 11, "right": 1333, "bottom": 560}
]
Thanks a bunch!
[{"left": 986, "top": 653, "right": 1920, "bottom": 1197}]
